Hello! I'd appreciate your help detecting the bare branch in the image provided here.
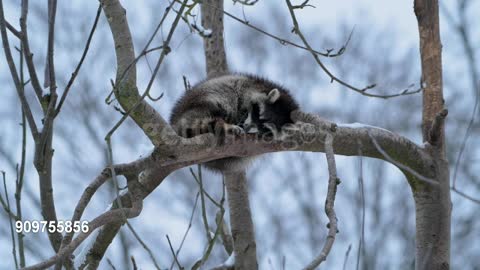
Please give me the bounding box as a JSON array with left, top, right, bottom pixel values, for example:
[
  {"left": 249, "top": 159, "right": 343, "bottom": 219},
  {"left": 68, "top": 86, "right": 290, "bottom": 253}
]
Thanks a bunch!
[
  {"left": 55, "top": 4, "right": 102, "bottom": 116},
  {"left": 21, "top": 177, "right": 145, "bottom": 270},
  {"left": 220, "top": 8, "right": 348, "bottom": 58},
  {"left": 169, "top": 192, "right": 200, "bottom": 270},
  {"left": 166, "top": 235, "right": 183, "bottom": 270},
  {"left": 100, "top": 0, "right": 179, "bottom": 146},
  {"left": 126, "top": 222, "right": 162, "bottom": 270},
  {"left": 0, "top": 0, "right": 39, "bottom": 138},
  {"left": 20, "top": 0, "right": 44, "bottom": 101},
  {"left": 303, "top": 133, "right": 339, "bottom": 269},
  {"left": 451, "top": 187, "right": 480, "bottom": 204},
  {"left": 342, "top": 244, "right": 352, "bottom": 270},
  {"left": 367, "top": 131, "right": 437, "bottom": 186},
  {"left": 285, "top": 0, "right": 422, "bottom": 99},
  {"left": 2, "top": 171, "right": 19, "bottom": 269},
  {"left": 5, "top": 20, "right": 21, "bottom": 38}
]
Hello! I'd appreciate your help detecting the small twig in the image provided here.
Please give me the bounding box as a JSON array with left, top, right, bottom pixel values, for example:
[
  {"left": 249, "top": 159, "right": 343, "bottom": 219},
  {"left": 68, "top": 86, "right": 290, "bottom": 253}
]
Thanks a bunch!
[
  {"left": 106, "top": 258, "right": 117, "bottom": 270},
  {"left": 216, "top": 211, "right": 233, "bottom": 255},
  {"left": 166, "top": 235, "right": 184, "bottom": 270},
  {"left": 342, "top": 244, "right": 352, "bottom": 270},
  {"left": 285, "top": 0, "right": 422, "bottom": 99},
  {"left": 2, "top": 171, "right": 19, "bottom": 269},
  {"left": 131, "top": 256, "right": 138, "bottom": 270},
  {"left": 0, "top": 0, "right": 39, "bottom": 138},
  {"left": 367, "top": 132, "right": 438, "bottom": 185},
  {"left": 291, "top": 0, "right": 315, "bottom": 9},
  {"left": 55, "top": 4, "right": 102, "bottom": 116},
  {"left": 303, "top": 133, "right": 339, "bottom": 269},
  {"left": 192, "top": 178, "right": 227, "bottom": 270},
  {"left": 19, "top": 0, "right": 44, "bottom": 100},
  {"left": 5, "top": 20, "right": 21, "bottom": 38},
  {"left": 451, "top": 187, "right": 480, "bottom": 204},
  {"left": 16, "top": 103, "right": 27, "bottom": 267},
  {"left": 169, "top": 192, "right": 200, "bottom": 270},
  {"left": 232, "top": 0, "right": 259, "bottom": 6},
  {"left": 356, "top": 144, "right": 365, "bottom": 270},
  {"left": 190, "top": 168, "right": 222, "bottom": 208},
  {"left": 126, "top": 221, "right": 162, "bottom": 270},
  {"left": 428, "top": 108, "right": 448, "bottom": 145},
  {"left": 196, "top": 165, "right": 212, "bottom": 242},
  {"left": 220, "top": 8, "right": 347, "bottom": 58},
  {"left": 147, "top": 91, "right": 164, "bottom": 102}
]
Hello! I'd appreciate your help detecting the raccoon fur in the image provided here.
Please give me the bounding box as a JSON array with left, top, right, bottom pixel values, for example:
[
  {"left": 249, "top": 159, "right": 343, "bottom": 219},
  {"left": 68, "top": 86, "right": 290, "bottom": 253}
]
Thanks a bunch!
[{"left": 170, "top": 73, "right": 299, "bottom": 172}]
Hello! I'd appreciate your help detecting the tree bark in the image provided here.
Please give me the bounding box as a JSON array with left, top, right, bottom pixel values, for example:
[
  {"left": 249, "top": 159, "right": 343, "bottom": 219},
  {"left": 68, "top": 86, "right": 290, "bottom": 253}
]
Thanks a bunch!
[
  {"left": 414, "top": 0, "right": 451, "bottom": 269},
  {"left": 224, "top": 172, "right": 258, "bottom": 270}
]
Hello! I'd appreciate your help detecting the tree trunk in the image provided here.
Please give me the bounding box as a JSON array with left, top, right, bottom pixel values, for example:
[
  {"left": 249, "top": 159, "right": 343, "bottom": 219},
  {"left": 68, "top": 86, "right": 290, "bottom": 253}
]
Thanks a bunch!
[
  {"left": 413, "top": 0, "right": 451, "bottom": 269},
  {"left": 201, "top": 1, "right": 258, "bottom": 269}
]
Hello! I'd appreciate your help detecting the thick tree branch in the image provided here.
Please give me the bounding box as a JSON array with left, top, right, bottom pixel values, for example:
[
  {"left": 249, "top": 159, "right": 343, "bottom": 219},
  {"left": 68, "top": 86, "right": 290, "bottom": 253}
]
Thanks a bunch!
[
  {"left": 100, "top": 0, "right": 174, "bottom": 146},
  {"left": 22, "top": 109, "right": 433, "bottom": 269}
]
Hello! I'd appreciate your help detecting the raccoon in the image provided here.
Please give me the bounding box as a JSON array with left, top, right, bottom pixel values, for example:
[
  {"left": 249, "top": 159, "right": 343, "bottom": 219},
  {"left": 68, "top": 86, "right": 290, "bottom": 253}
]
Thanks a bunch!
[{"left": 170, "top": 73, "right": 299, "bottom": 172}]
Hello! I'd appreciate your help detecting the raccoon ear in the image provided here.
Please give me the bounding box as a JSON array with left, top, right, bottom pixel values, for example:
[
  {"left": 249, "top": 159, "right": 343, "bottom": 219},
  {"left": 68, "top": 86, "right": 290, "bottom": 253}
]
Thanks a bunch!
[{"left": 267, "top": 88, "right": 280, "bottom": 104}]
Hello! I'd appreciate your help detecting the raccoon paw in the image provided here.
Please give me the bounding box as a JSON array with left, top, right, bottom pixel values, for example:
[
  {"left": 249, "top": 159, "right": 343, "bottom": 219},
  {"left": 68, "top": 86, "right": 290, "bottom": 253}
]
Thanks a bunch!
[{"left": 226, "top": 124, "right": 245, "bottom": 136}]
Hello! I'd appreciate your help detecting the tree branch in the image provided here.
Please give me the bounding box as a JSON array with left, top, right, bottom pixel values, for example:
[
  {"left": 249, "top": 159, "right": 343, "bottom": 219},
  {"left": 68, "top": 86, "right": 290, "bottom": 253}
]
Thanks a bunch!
[
  {"left": 100, "top": 0, "right": 175, "bottom": 146},
  {"left": 285, "top": 0, "right": 422, "bottom": 99},
  {"left": 303, "top": 133, "right": 339, "bottom": 269}
]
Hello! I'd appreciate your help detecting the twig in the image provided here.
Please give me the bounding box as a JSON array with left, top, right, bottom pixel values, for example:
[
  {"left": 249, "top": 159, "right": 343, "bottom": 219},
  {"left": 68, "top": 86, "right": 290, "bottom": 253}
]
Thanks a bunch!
[
  {"left": 342, "top": 244, "right": 352, "bottom": 270},
  {"left": 131, "top": 256, "right": 138, "bottom": 270},
  {"left": 356, "top": 144, "right": 365, "bottom": 270},
  {"left": 291, "top": 0, "right": 315, "bottom": 9},
  {"left": 166, "top": 235, "right": 184, "bottom": 270},
  {"left": 190, "top": 168, "right": 222, "bottom": 208},
  {"left": 285, "top": 0, "right": 422, "bottom": 99},
  {"left": 2, "top": 171, "right": 19, "bottom": 269},
  {"left": 440, "top": 1, "right": 478, "bottom": 191},
  {"left": 16, "top": 102, "right": 27, "bottom": 267},
  {"left": 367, "top": 132, "right": 438, "bottom": 185},
  {"left": 196, "top": 165, "right": 212, "bottom": 242},
  {"left": 104, "top": 0, "right": 187, "bottom": 143},
  {"left": 451, "top": 187, "right": 480, "bottom": 204},
  {"left": 192, "top": 178, "right": 227, "bottom": 270},
  {"left": 20, "top": 0, "right": 44, "bottom": 100},
  {"left": 232, "top": 0, "right": 259, "bottom": 6},
  {"left": 216, "top": 211, "right": 233, "bottom": 255},
  {"left": 21, "top": 177, "right": 144, "bottom": 270},
  {"left": 126, "top": 221, "right": 162, "bottom": 270},
  {"left": 44, "top": 0, "right": 58, "bottom": 91},
  {"left": 55, "top": 4, "right": 102, "bottom": 116},
  {"left": 0, "top": 0, "right": 39, "bottom": 138},
  {"left": 169, "top": 192, "right": 200, "bottom": 270},
  {"left": 106, "top": 258, "right": 117, "bottom": 270},
  {"left": 5, "top": 20, "right": 21, "bottom": 38},
  {"left": 303, "top": 133, "right": 339, "bottom": 269},
  {"left": 221, "top": 8, "right": 347, "bottom": 58}
]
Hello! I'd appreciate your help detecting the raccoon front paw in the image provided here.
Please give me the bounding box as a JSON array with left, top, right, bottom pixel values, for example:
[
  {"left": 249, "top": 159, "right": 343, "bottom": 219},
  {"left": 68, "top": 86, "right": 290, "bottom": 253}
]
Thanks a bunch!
[{"left": 226, "top": 124, "right": 245, "bottom": 136}]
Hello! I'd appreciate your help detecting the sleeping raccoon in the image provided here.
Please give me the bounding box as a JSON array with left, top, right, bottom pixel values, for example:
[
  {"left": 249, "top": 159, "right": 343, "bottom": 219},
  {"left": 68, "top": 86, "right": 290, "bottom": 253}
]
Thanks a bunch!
[{"left": 170, "top": 73, "right": 299, "bottom": 172}]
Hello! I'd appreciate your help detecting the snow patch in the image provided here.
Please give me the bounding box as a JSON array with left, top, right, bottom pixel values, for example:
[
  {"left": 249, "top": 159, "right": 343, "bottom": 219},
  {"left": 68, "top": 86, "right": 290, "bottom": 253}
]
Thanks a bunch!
[
  {"left": 224, "top": 252, "right": 235, "bottom": 267},
  {"left": 337, "top": 122, "right": 393, "bottom": 134},
  {"left": 73, "top": 228, "right": 101, "bottom": 268}
]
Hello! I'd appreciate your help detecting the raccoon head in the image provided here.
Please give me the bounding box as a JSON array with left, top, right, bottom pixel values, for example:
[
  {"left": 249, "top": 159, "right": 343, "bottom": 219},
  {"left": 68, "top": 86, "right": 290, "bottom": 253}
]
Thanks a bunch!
[{"left": 243, "top": 88, "right": 298, "bottom": 134}]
